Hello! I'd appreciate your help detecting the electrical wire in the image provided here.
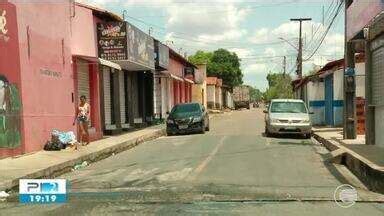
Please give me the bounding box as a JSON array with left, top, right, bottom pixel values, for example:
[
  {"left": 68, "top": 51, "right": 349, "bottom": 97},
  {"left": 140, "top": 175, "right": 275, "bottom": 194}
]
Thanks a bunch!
[{"left": 303, "top": 0, "right": 343, "bottom": 61}]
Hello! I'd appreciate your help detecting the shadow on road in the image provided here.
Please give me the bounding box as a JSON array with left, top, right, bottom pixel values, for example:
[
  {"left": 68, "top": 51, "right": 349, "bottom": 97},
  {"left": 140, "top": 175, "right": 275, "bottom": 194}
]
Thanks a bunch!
[{"left": 261, "top": 133, "right": 310, "bottom": 140}]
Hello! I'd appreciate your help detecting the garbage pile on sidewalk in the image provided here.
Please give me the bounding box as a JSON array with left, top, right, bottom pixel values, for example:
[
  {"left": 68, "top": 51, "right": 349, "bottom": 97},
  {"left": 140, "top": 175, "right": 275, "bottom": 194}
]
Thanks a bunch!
[{"left": 43, "top": 130, "right": 79, "bottom": 151}]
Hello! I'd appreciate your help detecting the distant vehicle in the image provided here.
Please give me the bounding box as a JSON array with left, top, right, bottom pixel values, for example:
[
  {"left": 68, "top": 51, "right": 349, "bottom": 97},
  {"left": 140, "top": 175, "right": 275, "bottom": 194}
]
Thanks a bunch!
[
  {"left": 233, "top": 86, "right": 250, "bottom": 110},
  {"left": 166, "top": 103, "right": 210, "bottom": 136},
  {"left": 264, "top": 99, "right": 313, "bottom": 138},
  {"left": 253, "top": 101, "right": 260, "bottom": 108}
]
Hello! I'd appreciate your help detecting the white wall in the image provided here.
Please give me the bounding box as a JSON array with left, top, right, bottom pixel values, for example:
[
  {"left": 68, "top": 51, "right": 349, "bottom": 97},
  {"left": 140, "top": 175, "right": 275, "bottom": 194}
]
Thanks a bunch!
[
  {"left": 355, "top": 62, "right": 366, "bottom": 98},
  {"left": 333, "top": 69, "right": 344, "bottom": 100},
  {"left": 207, "top": 85, "right": 216, "bottom": 109},
  {"left": 333, "top": 69, "right": 344, "bottom": 126},
  {"left": 161, "top": 77, "right": 169, "bottom": 118},
  {"left": 307, "top": 81, "right": 325, "bottom": 101},
  {"left": 306, "top": 81, "right": 325, "bottom": 125}
]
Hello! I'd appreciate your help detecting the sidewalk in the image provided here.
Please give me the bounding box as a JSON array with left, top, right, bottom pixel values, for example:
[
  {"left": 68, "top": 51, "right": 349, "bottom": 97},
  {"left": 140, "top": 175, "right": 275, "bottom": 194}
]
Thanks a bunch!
[
  {"left": 0, "top": 125, "right": 165, "bottom": 192},
  {"left": 313, "top": 128, "right": 384, "bottom": 194}
]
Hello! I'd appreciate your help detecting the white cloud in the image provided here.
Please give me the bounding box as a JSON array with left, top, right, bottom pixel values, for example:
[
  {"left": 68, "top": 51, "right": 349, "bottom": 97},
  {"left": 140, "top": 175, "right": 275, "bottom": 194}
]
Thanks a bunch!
[
  {"left": 165, "top": 1, "right": 249, "bottom": 43},
  {"left": 228, "top": 48, "right": 253, "bottom": 58},
  {"left": 242, "top": 63, "right": 270, "bottom": 90}
]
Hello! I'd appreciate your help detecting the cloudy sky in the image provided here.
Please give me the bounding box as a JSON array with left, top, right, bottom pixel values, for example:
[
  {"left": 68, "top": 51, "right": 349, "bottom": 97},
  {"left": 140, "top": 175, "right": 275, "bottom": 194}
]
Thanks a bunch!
[{"left": 80, "top": 0, "right": 344, "bottom": 91}]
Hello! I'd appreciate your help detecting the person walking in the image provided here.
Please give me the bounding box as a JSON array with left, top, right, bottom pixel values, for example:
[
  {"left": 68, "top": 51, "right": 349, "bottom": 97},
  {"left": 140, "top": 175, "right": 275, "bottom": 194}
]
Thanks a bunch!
[{"left": 74, "top": 95, "right": 90, "bottom": 147}]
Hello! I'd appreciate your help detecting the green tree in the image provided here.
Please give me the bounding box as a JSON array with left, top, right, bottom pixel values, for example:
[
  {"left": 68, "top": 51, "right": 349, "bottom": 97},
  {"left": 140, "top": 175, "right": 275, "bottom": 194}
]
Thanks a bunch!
[
  {"left": 188, "top": 50, "right": 213, "bottom": 65},
  {"left": 249, "top": 86, "right": 263, "bottom": 101},
  {"left": 189, "top": 49, "right": 243, "bottom": 88},
  {"left": 264, "top": 73, "right": 293, "bottom": 101}
]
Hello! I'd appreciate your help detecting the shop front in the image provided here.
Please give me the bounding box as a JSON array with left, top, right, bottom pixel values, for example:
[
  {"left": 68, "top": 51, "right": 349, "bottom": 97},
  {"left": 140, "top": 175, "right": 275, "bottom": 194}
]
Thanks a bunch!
[
  {"left": 97, "top": 21, "right": 155, "bottom": 132},
  {"left": 153, "top": 39, "right": 170, "bottom": 120}
]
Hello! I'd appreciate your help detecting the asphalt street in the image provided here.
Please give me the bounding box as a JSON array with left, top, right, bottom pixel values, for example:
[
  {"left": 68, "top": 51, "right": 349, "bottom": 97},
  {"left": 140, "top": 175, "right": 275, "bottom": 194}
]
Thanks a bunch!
[{"left": 1, "top": 109, "right": 384, "bottom": 215}]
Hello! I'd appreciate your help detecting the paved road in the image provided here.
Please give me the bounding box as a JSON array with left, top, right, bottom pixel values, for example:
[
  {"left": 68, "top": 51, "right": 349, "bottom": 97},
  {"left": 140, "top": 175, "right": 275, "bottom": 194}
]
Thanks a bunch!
[{"left": 2, "top": 109, "right": 384, "bottom": 215}]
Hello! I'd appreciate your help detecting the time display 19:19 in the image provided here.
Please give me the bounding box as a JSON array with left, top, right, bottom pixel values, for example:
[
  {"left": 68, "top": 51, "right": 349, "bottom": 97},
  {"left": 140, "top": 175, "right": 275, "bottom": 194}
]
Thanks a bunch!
[{"left": 28, "top": 194, "right": 57, "bottom": 203}]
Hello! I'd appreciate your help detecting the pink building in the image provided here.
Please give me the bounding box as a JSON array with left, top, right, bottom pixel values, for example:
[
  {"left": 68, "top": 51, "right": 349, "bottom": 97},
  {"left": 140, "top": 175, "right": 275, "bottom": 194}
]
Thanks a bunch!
[
  {"left": 71, "top": 3, "right": 123, "bottom": 139},
  {"left": 0, "top": 1, "right": 74, "bottom": 157}
]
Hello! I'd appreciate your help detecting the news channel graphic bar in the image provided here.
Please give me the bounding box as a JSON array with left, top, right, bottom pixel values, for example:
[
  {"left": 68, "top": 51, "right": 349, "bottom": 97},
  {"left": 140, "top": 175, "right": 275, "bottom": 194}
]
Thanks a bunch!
[{"left": 19, "top": 179, "right": 67, "bottom": 204}]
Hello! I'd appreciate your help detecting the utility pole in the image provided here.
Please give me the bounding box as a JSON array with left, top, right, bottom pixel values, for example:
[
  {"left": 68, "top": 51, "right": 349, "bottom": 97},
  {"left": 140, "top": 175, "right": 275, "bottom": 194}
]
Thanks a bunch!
[
  {"left": 283, "top": 56, "right": 286, "bottom": 75},
  {"left": 344, "top": 0, "right": 356, "bottom": 139},
  {"left": 291, "top": 18, "right": 312, "bottom": 99}
]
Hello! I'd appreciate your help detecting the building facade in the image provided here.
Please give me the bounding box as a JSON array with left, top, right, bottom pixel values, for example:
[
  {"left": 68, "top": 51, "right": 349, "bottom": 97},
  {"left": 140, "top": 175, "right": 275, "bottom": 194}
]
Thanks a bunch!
[
  {"left": 0, "top": 0, "right": 75, "bottom": 157},
  {"left": 206, "top": 77, "right": 217, "bottom": 109},
  {"left": 191, "top": 64, "right": 207, "bottom": 108}
]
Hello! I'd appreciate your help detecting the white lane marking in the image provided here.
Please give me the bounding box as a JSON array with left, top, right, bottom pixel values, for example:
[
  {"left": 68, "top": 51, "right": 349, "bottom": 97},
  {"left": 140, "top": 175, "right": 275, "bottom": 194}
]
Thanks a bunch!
[{"left": 187, "top": 136, "right": 227, "bottom": 181}]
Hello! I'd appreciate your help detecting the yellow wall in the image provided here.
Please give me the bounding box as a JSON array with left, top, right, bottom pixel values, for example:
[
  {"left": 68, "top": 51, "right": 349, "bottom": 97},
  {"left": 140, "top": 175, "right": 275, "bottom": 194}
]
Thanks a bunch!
[{"left": 192, "top": 81, "right": 207, "bottom": 108}]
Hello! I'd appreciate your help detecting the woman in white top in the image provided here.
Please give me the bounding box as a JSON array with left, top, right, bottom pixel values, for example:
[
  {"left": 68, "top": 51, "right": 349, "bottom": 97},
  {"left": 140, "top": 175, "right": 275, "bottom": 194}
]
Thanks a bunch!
[{"left": 75, "top": 95, "right": 90, "bottom": 146}]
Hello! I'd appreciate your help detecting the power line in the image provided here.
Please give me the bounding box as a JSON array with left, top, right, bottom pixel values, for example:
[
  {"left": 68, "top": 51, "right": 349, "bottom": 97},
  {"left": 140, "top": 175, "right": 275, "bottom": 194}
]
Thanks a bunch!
[
  {"left": 305, "top": 0, "right": 338, "bottom": 51},
  {"left": 123, "top": 1, "right": 296, "bottom": 18},
  {"left": 303, "top": 0, "right": 343, "bottom": 61},
  {"left": 124, "top": 14, "right": 285, "bottom": 47}
]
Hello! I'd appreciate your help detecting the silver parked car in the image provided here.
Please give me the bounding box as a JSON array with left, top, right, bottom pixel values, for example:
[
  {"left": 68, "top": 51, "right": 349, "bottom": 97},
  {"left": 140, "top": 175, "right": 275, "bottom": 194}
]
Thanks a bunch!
[{"left": 264, "top": 99, "right": 313, "bottom": 138}]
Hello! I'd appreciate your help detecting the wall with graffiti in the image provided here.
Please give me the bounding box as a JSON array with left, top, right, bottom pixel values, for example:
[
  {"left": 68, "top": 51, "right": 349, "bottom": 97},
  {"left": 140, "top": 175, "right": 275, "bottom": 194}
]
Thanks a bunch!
[
  {"left": 0, "top": 75, "right": 22, "bottom": 148},
  {"left": 0, "top": 2, "right": 22, "bottom": 153}
]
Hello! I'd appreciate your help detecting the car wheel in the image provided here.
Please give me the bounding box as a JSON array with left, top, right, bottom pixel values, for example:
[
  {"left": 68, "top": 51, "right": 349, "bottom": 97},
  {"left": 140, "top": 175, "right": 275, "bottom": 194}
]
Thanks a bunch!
[
  {"left": 265, "top": 127, "right": 270, "bottom": 137},
  {"left": 305, "top": 133, "right": 311, "bottom": 139},
  {"left": 205, "top": 120, "right": 210, "bottom": 131}
]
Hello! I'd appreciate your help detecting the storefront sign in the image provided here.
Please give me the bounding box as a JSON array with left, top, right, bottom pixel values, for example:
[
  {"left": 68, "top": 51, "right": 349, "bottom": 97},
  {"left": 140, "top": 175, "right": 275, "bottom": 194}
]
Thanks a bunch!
[
  {"left": 347, "top": 0, "right": 384, "bottom": 41},
  {"left": 40, "top": 69, "right": 62, "bottom": 78},
  {"left": 155, "top": 40, "right": 169, "bottom": 70},
  {"left": 0, "top": 9, "right": 9, "bottom": 42},
  {"left": 97, "top": 22, "right": 127, "bottom": 60},
  {"left": 126, "top": 22, "right": 155, "bottom": 69}
]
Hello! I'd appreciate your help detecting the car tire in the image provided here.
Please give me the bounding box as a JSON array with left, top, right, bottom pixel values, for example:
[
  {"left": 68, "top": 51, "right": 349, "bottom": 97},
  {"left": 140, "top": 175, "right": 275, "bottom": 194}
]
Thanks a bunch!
[
  {"left": 265, "top": 127, "right": 271, "bottom": 137},
  {"left": 305, "top": 133, "right": 311, "bottom": 139},
  {"left": 205, "top": 123, "right": 210, "bottom": 131}
]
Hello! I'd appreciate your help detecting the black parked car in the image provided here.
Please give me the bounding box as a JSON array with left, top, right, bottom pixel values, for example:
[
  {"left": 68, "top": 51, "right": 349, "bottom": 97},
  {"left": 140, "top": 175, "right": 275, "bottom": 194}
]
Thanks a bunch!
[{"left": 166, "top": 103, "right": 210, "bottom": 136}]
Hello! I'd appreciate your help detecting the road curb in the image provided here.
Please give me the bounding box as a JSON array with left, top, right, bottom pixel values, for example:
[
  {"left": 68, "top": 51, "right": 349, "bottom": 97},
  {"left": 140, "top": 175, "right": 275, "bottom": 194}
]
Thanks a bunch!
[
  {"left": 0, "top": 128, "right": 165, "bottom": 192},
  {"left": 313, "top": 133, "right": 384, "bottom": 194}
]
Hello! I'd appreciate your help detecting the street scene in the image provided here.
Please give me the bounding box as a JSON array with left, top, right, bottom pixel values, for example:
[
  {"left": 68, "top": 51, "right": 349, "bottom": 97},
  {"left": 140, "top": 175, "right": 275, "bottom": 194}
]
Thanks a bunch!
[
  {"left": 2, "top": 109, "right": 384, "bottom": 214},
  {"left": 1, "top": 0, "right": 384, "bottom": 215}
]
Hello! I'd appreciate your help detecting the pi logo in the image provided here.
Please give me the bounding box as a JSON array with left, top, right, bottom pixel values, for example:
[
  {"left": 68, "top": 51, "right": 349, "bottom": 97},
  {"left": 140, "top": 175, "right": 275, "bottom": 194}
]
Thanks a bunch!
[{"left": 0, "top": 10, "right": 8, "bottom": 35}]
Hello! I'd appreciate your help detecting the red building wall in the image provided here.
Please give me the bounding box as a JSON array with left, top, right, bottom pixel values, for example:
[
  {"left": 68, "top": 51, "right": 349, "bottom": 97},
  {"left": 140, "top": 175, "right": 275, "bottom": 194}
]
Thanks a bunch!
[
  {"left": 0, "top": 1, "right": 23, "bottom": 157},
  {"left": 169, "top": 57, "right": 185, "bottom": 105},
  {"left": 2, "top": 1, "right": 75, "bottom": 156}
]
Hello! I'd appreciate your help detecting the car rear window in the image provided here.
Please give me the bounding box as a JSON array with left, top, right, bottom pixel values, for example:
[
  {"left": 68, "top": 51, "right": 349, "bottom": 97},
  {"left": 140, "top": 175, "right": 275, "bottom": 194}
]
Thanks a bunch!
[
  {"left": 172, "top": 104, "right": 201, "bottom": 114},
  {"left": 270, "top": 102, "right": 307, "bottom": 113}
]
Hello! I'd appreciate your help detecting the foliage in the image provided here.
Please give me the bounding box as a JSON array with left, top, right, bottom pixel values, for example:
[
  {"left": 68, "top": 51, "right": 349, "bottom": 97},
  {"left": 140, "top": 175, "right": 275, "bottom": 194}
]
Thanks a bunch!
[
  {"left": 306, "top": 64, "right": 321, "bottom": 76},
  {"left": 263, "top": 73, "right": 293, "bottom": 101},
  {"left": 188, "top": 51, "right": 213, "bottom": 65},
  {"left": 189, "top": 49, "right": 243, "bottom": 88},
  {"left": 249, "top": 86, "right": 263, "bottom": 101}
]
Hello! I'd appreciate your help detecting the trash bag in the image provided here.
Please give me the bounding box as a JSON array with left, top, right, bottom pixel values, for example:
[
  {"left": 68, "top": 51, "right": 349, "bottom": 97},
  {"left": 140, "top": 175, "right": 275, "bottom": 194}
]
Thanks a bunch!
[{"left": 43, "top": 141, "right": 62, "bottom": 151}]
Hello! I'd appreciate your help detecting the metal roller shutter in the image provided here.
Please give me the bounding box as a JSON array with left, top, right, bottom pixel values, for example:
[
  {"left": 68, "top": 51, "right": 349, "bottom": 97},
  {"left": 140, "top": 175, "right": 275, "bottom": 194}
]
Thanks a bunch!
[
  {"left": 372, "top": 48, "right": 384, "bottom": 106},
  {"left": 103, "top": 67, "right": 112, "bottom": 127},
  {"left": 371, "top": 36, "right": 384, "bottom": 147},
  {"left": 77, "top": 59, "right": 91, "bottom": 126},
  {"left": 119, "top": 70, "right": 127, "bottom": 125}
]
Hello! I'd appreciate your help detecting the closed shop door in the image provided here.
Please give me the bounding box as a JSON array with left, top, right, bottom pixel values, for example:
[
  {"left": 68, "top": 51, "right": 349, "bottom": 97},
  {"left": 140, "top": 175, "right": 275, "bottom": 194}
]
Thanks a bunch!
[
  {"left": 153, "top": 77, "right": 162, "bottom": 118},
  {"left": 119, "top": 70, "right": 127, "bottom": 126},
  {"left": 103, "top": 67, "right": 114, "bottom": 129},
  {"left": 77, "top": 59, "right": 91, "bottom": 126},
  {"left": 371, "top": 37, "right": 384, "bottom": 147}
]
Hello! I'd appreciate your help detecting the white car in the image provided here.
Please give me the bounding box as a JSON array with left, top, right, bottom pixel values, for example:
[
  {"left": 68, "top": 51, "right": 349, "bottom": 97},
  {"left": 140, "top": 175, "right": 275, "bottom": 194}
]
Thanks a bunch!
[{"left": 264, "top": 99, "right": 313, "bottom": 138}]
